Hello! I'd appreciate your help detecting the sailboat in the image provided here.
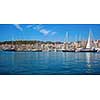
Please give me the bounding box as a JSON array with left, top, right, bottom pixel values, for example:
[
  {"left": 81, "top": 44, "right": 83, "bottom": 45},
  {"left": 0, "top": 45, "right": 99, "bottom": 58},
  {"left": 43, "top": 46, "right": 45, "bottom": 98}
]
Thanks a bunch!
[
  {"left": 62, "top": 32, "right": 75, "bottom": 52},
  {"left": 79, "top": 29, "right": 97, "bottom": 52},
  {"left": 86, "top": 29, "right": 93, "bottom": 49},
  {"left": 10, "top": 35, "right": 16, "bottom": 51}
]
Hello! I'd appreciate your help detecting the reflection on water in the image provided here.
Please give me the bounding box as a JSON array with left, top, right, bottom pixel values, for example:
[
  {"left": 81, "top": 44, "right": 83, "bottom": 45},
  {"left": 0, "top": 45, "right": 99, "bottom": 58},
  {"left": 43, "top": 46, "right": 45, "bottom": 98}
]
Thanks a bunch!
[
  {"left": 0, "top": 51, "right": 100, "bottom": 75},
  {"left": 85, "top": 53, "right": 93, "bottom": 74}
]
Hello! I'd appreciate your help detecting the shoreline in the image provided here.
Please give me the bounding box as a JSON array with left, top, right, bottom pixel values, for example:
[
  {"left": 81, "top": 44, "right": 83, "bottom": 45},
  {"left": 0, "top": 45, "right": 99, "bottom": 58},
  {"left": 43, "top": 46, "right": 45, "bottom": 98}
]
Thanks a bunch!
[{"left": 0, "top": 50, "right": 99, "bottom": 53}]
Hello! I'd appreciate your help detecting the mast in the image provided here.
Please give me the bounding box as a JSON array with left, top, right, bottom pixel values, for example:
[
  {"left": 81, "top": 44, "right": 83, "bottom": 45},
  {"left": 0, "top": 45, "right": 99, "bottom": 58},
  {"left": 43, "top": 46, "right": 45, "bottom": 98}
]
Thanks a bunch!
[
  {"left": 65, "top": 32, "right": 69, "bottom": 43},
  {"left": 79, "top": 33, "right": 81, "bottom": 41},
  {"left": 11, "top": 35, "right": 14, "bottom": 47},
  {"left": 64, "top": 32, "right": 69, "bottom": 50},
  {"left": 75, "top": 33, "right": 78, "bottom": 42}
]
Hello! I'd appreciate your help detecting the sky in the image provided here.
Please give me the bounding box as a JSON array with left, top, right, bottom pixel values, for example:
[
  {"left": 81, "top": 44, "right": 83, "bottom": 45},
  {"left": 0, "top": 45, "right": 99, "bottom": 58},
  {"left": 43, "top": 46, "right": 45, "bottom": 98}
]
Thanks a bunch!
[{"left": 0, "top": 24, "right": 100, "bottom": 42}]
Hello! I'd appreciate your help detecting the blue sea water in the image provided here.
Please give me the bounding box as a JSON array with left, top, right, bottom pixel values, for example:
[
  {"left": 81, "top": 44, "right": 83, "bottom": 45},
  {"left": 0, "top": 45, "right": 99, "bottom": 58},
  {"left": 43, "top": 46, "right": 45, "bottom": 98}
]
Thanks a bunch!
[{"left": 0, "top": 51, "right": 100, "bottom": 75}]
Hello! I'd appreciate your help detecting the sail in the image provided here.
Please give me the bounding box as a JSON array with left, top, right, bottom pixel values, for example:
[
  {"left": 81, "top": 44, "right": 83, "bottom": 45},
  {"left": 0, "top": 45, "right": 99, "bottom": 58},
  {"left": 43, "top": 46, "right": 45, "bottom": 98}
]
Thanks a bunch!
[
  {"left": 86, "top": 30, "right": 91, "bottom": 48},
  {"left": 86, "top": 30, "right": 95, "bottom": 49}
]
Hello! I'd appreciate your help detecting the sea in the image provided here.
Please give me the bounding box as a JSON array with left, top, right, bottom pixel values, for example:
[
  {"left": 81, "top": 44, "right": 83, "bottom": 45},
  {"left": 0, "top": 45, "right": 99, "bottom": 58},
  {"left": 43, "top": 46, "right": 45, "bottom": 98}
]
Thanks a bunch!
[{"left": 0, "top": 51, "right": 100, "bottom": 75}]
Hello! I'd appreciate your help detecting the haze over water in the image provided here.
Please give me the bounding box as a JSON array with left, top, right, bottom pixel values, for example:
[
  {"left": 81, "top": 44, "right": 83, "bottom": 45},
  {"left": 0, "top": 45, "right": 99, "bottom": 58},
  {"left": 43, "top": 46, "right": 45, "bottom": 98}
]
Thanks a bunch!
[{"left": 0, "top": 51, "right": 100, "bottom": 75}]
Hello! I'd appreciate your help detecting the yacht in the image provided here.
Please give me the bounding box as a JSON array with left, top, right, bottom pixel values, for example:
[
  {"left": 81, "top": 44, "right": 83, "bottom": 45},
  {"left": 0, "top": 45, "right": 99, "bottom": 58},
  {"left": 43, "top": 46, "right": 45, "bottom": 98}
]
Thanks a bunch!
[
  {"left": 76, "top": 29, "right": 97, "bottom": 52},
  {"left": 62, "top": 32, "right": 75, "bottom": 52}
]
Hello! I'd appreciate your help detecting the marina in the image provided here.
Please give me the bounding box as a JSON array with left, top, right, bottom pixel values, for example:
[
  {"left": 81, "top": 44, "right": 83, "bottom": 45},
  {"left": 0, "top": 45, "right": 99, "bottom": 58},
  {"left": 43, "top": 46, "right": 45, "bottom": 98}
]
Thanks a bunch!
[
  {"left": 0, "top": 24, "right": 100, "bottom": 75},
  {"left": 0, "top": 29, "right": 100, "bottom": 52}
]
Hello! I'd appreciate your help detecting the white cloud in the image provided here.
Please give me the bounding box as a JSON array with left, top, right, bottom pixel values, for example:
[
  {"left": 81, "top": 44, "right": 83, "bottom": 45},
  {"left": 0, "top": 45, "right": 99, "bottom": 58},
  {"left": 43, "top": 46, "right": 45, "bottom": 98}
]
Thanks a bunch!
[
  {"left": 14, "top": 24, "right": 23, "bottom": 31},
  {"left": 39, "top": 29, "right": 50, "bottom": 35},
  {"left": 33, "top": 24, "right": 56, "bottom": 36},
  {"left": 33, "top": 24, "right": 43, "bottom": 30},
  {"left": 51, "top": 32, "right": 56, "bottom": 35},
  {"left": 14, "top": 24, "right": 57, "bottom": 36}
]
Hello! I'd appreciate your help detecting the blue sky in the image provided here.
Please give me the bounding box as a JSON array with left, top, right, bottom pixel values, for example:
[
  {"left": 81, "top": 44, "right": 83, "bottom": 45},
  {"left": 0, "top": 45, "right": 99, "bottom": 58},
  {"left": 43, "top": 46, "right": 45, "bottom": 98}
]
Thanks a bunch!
[{"left": 0, "top": 24, "right": 100, "bottom": 42}]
